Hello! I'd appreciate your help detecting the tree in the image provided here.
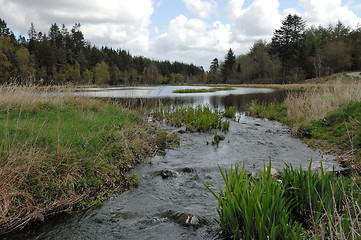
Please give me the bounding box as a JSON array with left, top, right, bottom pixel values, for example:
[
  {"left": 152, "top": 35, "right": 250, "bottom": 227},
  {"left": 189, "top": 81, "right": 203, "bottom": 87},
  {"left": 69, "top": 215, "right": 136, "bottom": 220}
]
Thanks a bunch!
[
  {"left": 271, "top": 14, "right": 306, "bottom": 78},
  {"left": 222, "top": 48, "right": 236, "bottom": 83},
  {"left": 0, "top": 19, "right": 10, "bottom": 37},
  {"left": 208, "top": 58, "right": 220, "bottom": 83},
  {"left": 0, "top": 49, "right": 11, "bottom": 83},
  {"left": 209, "top": 58, "right": 219, "bottom": 74},
  {"left": 15, "top": 46, "right": 36, "bottom": 79},
  {"left": 321, "top": 41, "right": 352, "bottom": 75},
  {"left": 93, "top": 61, "right": 110, "bottom": 85}
]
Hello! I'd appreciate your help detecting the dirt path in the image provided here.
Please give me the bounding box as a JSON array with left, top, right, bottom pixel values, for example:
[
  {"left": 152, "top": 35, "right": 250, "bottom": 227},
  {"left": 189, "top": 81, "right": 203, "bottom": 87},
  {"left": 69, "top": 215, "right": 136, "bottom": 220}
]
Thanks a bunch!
[{"left": 347, "top": 72, "right": 361, "bottom": 78}]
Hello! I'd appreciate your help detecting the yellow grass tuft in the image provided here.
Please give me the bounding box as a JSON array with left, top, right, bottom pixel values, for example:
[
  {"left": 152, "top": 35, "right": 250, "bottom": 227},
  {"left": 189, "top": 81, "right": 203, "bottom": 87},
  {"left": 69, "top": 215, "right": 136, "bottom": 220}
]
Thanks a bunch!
[{"left": 285, "top": 80, "right": 361, "bottom": 128}]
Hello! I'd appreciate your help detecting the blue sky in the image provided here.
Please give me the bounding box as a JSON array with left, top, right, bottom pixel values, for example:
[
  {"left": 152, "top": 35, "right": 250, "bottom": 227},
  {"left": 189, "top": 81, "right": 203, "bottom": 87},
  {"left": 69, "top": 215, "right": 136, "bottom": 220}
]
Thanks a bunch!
[{"left": 1, "top": 0, "right": 361, "bottom": 69}]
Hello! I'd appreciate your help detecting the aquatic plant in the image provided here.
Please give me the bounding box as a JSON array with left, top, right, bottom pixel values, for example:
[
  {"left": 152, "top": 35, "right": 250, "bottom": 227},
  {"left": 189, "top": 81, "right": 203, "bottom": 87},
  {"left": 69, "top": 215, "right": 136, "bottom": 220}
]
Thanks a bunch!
[
  {"left": 246, "top": 100, "right": 287, "bottom": 122},
  {"left": 281, "top": 163, "right": 361, "bottom": 239},
  {"left": 172, "top": 87, "right": 235, "bottom": 94},
  {"left": 208, "top": 161, "right": 361, "bottom": 239},
  {"left": 223, "top": 106, "right": 236, "bottom": 118},
  {"left": 206, "top": 161, "right": 303, "bottom": 240},
  {"left": 152, "top": 105, "right": 231, "bottom": 132}
]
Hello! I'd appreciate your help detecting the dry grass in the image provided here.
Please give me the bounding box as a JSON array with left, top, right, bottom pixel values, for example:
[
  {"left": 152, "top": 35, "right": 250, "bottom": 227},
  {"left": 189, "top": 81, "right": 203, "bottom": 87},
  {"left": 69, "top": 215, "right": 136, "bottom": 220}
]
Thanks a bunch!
[
  {"left": 284, "top": 81, "right": 361, "bottom": 128},
  {"left": 0, "top": 84, "right": 166, "bottom": 235},
  {"left": 0, "top": 83, "right": 75, "bottom": 112}
]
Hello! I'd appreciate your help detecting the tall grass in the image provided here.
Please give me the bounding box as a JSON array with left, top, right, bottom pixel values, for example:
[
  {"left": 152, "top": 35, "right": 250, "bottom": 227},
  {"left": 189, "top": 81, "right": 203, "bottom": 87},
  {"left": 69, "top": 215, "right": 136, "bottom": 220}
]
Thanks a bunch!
[
  {"left": 206, "top": 161, "right": 303, "bottom": 240},
  {"left": 285, "top": 81, "right": 361, "bottom": 127},
  {"left": 206, "top": 162, "right": 361, "bottom": 239},
  {"left": 0, "top": 84, "right": 170, "bottom": 234},
  {"left": 208, "top": 161, "right": 361, "bottom": 240}
]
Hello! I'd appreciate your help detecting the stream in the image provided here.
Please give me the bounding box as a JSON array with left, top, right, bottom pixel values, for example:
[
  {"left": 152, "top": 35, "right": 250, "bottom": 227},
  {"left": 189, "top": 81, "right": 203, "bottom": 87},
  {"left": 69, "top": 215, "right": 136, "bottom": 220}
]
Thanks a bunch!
[{"left": 7, "top": 86, "right": 342, "bottom": 240}]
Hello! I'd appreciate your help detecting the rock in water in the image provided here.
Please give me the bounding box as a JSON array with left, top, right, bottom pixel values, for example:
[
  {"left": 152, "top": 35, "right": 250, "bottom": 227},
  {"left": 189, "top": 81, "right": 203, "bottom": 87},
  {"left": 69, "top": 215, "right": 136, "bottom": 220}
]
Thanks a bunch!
[
  {"left": 160, "top": 169, "right": 177, "bottom": 179},
  {"left": 174, "top": 213, "right": 200, "bottom": 227}
]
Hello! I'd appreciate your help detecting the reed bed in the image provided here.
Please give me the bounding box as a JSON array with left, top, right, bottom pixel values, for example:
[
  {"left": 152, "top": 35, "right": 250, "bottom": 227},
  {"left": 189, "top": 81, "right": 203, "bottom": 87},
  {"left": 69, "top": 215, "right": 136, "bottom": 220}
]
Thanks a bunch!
[{"left": 285, "top": 81, "right": 361, "bottom": 127}]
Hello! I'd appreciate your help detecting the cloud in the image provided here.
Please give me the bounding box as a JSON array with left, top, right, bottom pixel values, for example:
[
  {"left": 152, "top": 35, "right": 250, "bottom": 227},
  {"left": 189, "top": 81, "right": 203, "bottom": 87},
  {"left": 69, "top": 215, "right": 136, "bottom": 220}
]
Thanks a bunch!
[
  {"left": 182, "top": 0, "right": 217, "bottom": 19},
  {"left": 225, "top": 0, "right": 282, "bottom": 42},
  {"left": 151, "top": 15, "right": 231, "bottom": 68},
  {"left": 0, "top": 0, "right": 154, "bottom": 53},
  {"left": 285, "top": 0, "right": 361, "bottom": 28}
]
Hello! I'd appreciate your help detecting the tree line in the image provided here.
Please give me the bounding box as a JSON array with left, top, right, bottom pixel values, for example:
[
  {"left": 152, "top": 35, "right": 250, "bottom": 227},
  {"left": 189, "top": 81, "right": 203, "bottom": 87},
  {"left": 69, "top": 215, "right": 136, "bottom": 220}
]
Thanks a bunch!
[
  {"left": 1, "top": 15, "right": 360, "bottom": 86},
  {"left": 209, "top": 14, "right": 361, "bottom": 84},
  {"left": 0, "top": 19, "right": 205, "bottom": 85}
]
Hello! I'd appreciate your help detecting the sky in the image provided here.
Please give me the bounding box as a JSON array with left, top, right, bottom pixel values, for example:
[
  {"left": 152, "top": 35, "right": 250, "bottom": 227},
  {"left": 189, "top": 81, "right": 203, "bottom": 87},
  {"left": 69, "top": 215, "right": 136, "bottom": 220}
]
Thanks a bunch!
[{"left": 1, "top": 0, "right": 361, "bottom": 70}]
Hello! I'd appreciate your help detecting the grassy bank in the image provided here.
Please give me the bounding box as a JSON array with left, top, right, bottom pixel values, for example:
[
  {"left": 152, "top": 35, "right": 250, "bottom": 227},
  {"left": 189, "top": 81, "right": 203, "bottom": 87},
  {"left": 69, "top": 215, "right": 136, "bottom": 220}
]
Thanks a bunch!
[
  {"left": 0, "top": 85, "right": 175, "bottom": 234},
  {"left": 172, "top": 87, "right": 235, "bottom": 93},
  {"left": 207, "top": 161, "right": 361, "bottom": 240},
  {"left": 246, "top": 78, "right": 361, "bottom": 168}
]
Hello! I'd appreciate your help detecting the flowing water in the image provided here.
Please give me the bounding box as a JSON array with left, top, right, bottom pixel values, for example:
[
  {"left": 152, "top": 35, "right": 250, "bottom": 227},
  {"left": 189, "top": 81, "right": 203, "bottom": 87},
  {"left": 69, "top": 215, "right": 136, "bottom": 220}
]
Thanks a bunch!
[{"left": 7, "top": 86, "right": 342, "bottom": 240}]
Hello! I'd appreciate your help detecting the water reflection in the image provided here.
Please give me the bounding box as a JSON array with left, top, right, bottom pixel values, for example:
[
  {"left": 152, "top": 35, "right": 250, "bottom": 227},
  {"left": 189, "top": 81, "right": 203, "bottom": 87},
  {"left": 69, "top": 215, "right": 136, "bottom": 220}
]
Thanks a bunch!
[{"left": 78, "top": 86, "right": 288, "bottom": 111}]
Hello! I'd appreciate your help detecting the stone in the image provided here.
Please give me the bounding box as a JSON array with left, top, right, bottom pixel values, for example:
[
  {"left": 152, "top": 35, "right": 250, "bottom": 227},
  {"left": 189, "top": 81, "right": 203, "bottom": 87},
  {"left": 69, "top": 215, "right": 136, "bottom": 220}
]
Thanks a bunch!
[
  {"left": 35, "top": 212, "right": 45, "bottom": 222},
  {"left": 218, "top": 134, "right": 225, "bottom": 141},
  {"left": 160, "top": 169, "right": 177, "bottom": 179},
  {"left": 173, "top": 213, "right": 200, "bottom": 227}
]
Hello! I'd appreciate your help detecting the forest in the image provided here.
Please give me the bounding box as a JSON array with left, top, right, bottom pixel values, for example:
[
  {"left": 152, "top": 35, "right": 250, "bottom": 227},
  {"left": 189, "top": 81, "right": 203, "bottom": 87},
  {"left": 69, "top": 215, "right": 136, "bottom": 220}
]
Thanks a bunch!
[
  {"left": 210, "top": 14, "right": 361, "bottom": 84},
  {"left": 0, "top": 14, "right": 360, "bottom": 85},
  {"left": 0, "top": 20, "right": 205, "bottom": 85}
]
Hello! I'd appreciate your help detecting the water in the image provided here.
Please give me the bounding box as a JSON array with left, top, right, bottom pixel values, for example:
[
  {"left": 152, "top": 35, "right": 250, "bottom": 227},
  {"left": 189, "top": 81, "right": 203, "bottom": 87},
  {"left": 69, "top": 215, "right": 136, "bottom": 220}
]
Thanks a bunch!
[
  {"left": 76, "top": 86, "right": 287, "bottom": 111},
  {"left": 6, "top": 86, "right": 342, "bottom": 240}
]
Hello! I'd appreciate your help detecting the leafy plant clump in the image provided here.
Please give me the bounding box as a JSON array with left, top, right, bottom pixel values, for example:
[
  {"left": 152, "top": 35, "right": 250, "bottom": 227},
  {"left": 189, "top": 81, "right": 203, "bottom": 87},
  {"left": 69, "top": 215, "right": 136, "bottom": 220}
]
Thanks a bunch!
[
  {"left": 152, "top": 105, "right": 231, "bottom": 132},
  {"left": 207, "top": 161, "right": 361, "bottom": 240},
  {"left": 206, "top": 161, "right": 303, "bottom": 240},
  {"left": 172, "top": 87, "right": 235, "bottom": 93},
  {"left": 223, "top": 106, "right": 236, "bottom": 118},
  {"left": 246, "top": 100, "right": 288, "bottom": 123}
]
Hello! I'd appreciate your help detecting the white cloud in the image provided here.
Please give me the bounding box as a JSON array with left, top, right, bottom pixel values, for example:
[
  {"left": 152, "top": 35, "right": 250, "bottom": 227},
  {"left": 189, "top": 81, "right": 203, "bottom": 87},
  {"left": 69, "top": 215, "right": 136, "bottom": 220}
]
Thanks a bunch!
[
  {"left": 297, "top": 0, "right": 361, "bottom": 28},
  {"left": 151, "top": 15, "right": 231, "bottom": 68},
  {"left": 0, "top": 0, "right": 154, "bottom": 53},
  {"left": 182, "top": 0, "right": 217, "bottom": 19},
  {"left": 225, "top": 0, "right": 282, "bottom": 42}
]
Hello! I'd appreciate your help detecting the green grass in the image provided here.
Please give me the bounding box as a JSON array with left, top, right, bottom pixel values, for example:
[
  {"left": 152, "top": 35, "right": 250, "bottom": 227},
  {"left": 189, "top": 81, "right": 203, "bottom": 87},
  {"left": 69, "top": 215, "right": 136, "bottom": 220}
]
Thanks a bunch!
[
  {"left": 152, "top": 105, "right": 231, "bottom": 132},
  {"left": 245, "top": 100, "right": 288, "bottom": 123},
  {"left": 172, "top": 87, "right": 235, "bottom": 93},
  {"left": 207, "top": 161, "right": 361, "bottom": 240},
  {"left": 223, "top": 106, "right": 236, "bottom": 118},
  {"left": 245, "top": 99, "right": 361, "bottom": 162},
  {"left": 0, "top": 97, "right": 174, "bottom": 234}
]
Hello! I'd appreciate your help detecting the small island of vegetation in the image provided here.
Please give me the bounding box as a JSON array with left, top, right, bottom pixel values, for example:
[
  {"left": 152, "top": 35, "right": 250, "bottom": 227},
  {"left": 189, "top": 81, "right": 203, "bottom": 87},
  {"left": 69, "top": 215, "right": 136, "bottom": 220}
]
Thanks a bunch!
[{"left": 172, "top": 87, "right": 235, "bottom": 93}]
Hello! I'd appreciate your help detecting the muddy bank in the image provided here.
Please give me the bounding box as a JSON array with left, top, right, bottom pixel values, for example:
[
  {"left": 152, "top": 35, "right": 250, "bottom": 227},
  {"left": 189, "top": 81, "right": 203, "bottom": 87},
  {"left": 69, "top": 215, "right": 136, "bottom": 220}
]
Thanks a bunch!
[{"left": 7, "top": 115, "right": 342, "bottom": 240}]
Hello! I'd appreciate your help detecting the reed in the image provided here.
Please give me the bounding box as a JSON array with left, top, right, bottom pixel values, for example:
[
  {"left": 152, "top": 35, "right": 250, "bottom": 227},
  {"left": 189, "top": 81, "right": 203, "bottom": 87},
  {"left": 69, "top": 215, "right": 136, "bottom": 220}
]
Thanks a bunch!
[
  {"left": 206, "top": 161, "right": 303, "bottom": 240},
  {"left": 208, "top": 161, "right": 361, "bottom": 239},
  {"left": 285, "top": 81, "right": 361, "bottom": 127}
]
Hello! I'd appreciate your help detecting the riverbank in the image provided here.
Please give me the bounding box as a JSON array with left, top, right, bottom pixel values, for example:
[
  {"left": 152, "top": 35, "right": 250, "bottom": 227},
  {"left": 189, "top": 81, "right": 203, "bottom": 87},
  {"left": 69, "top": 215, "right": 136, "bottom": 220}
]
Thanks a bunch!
[
  {"left": 0, "top": 85, "right": 178, "bottom": 235},
  {"left": 245, "top": 73, "right": 361, "bottom": 172}
]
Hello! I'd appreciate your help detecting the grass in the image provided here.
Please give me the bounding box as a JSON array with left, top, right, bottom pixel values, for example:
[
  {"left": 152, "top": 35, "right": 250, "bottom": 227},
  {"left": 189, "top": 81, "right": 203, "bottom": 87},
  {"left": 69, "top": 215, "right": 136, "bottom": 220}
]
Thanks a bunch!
[
  {"left": 0, "top": 84, "right": 175, "bottom": 234},
  {"left": 152, "top": 105, "right": 231, "bottom": 132},
  {"left": 207, "top": 161, "right": 361, "bottom": 240},
  {"left": 172, "top": 87, "right": 235, "bottom": 93},
  {"left": 245, "top": 79, "right": 361, "bottom": 166}
]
